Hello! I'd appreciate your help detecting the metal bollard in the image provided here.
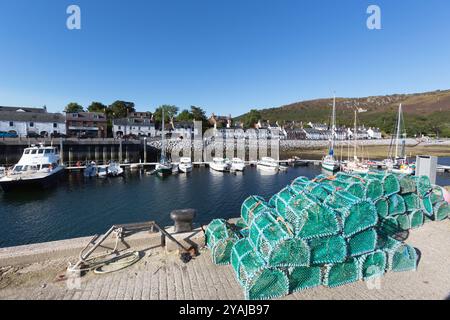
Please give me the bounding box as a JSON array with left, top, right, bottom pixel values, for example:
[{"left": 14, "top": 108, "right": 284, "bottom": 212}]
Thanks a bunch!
[{"left": 170, "top": 209, "right": 197, "bottom": 233}]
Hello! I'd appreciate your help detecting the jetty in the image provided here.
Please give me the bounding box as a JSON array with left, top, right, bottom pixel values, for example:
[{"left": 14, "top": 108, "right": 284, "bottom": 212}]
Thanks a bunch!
[{"left": 1, "top": 219, "right": 450, "bottom": 300}]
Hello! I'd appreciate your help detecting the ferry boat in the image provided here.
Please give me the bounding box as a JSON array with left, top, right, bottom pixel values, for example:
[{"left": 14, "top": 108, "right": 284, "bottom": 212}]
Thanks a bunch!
[
  {"left": 178, "top": 157, "right": 193, "bottom": 173},
  {"left": 230, "top": 158, "right": 246, "bottom": 172},
  {"left": 0, "top": 144, "right": 65, "bottom": 192},
  {"left": 209, "top": 158, "right": 231, "bottom": 172},
  {"left": 257, "top": 157, "right": 280, "bottom": 173},
  {"left": 321, "top": 95, "right": 340, "bottom": 172}
]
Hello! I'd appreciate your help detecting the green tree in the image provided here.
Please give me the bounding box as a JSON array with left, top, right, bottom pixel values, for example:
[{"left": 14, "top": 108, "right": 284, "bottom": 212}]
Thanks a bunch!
[
  {"left": 87, "top": 102, "right": 107, "bottom": 113},
  {"left": 154, "top": 105, "right": 179, "bottom": 122},
  {"left": 64, "top": 102, "right": 83, "bottom": 113},
  {"left": 244, "top": 109, "right": 262, "bottom": 128},
  {"left": 108, "top": 101, "right": 136, "bottom": 119},
  {"left": 190, "top": 106, "right": 207, "bottom": 121},
  {"left": 177, "top": 109, "right": 193, "bottom": 121}
]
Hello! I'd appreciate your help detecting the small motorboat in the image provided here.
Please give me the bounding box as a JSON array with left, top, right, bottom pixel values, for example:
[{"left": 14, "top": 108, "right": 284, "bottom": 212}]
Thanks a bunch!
[
  {"left": 179, "top": 157, "right": 193, "bottom": 173},
  {"left": 230, "top": 158, "right": 246, "bottom": 172},
  {"left": 257, "top": 157, "right": 279, "bottom": 173},
  {"left": 209, "top": 158, "right": 231, "bottom": 172},
  {"left": 84, "top": 161, "right": 98, "bottom": 178}
]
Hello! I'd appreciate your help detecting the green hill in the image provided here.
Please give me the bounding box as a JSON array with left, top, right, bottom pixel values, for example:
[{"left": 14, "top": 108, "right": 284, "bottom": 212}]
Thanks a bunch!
[{"left": 238, "top": 89, "right": 450, "bottom": 137}]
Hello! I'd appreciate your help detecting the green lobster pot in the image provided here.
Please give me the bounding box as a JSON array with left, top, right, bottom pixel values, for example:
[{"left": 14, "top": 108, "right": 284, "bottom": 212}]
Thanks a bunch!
[
  {"left": 295, "top": 203, "right": 340, "bottom": 240},
  {"left": 358, "top": 250, "right": 387, "bottom": 280},
  {"left": 409, "top": 210, "right": 424, "bottom": 229},
  {"left": 379, "top": 216, "right": 400, "bottom": 237},
  {"left": 388, "top": 244, "right": 418, "bottom": 273},
  {"left": 324, "top": 190, "right": 360, "bottom": 216},
  {"left": 230, "top": 238, "right": 290, "bottom": 300},
  {"left": 395, "top": 214, "right": 411, "bottom": 231},
  {"left": 241, "top": 196, "right": 271, "bottom": 226},
  {"left": 365, "top": 179, "right": 384, "bottom": 202},
  {"left": 205, "top": 219, "right": 234, "bottom": 249},
  {"left": 430, "top": 186, "right": 444, "bottom": 204},
  {"left": 345, "top": 182, "right": 366, "bottom": 199},
  {"left": 347, "top": 228, "right": 378, "bottom": 257},
  {"left": 324, "top": 258, "right": 360, "bottom": 288},
  {"left": 341, "top": 200, "right": 378, "bottom": 238},
  {"left": 420, "top": 195, "right": 434, "bottom": 217},
  {"left": 308, "top": 235, "right": 347, "bottom": 265},
  {"left": 211, "top": 236, "right": 239, "bottom": 265},
  {"left": 413, "top": 175, "right": 432, "bottom": 197},
  {"left": 398, "top": 174, "right": 417, "bottom": 194},
  {"left": 249, "top": 211, "right": 309, "bottom": 267},
  {"left": 380, "top": 173, "right": 400, "bottom": 197},
  {"left": 375, "top": 197, "right": 389, "bottom": 218},
  {"left": 402, "top": 193, "right": 420, "bottom": 212},
  {"left": 309, "top": 183, "right": 336, "bottom": 202},
  {"left": 388, "top": 194, "right": 406, "bottom": 216},
  {"left": 269, "top": 186, "right": 297, "bottom": 217},
  {"left": 288, "top": 266, "right": 322, "bottom": 293},
  {"left": 434, "top": 202, "right": 450, "bottom": 221}
]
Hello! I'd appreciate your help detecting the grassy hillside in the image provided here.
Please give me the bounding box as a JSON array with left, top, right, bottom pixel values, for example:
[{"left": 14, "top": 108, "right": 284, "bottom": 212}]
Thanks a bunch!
[{"left": 238, "top": 90, "right": 450, "bottom": 137}]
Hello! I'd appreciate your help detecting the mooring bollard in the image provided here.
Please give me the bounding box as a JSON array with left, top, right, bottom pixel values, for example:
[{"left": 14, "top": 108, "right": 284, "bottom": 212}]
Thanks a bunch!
[{"left": 170, "top": 209, "right": 197, "bottom": 233}]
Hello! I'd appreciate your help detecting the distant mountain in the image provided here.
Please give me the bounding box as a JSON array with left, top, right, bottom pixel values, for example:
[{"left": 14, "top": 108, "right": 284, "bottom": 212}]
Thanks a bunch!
[{"left": 238, "top": 89, "right": 450, "bottom": 137}]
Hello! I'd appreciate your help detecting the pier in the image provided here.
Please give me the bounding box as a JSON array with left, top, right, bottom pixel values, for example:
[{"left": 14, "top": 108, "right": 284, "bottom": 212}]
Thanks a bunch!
[{"left": 1, "top": 219, "right": 450, "bottom": 300}]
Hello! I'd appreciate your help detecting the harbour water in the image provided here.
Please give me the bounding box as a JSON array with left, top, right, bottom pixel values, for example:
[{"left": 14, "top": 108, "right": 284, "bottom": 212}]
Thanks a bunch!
[{"left": 1, "top": 159, "right": 450, "bottom": 248}]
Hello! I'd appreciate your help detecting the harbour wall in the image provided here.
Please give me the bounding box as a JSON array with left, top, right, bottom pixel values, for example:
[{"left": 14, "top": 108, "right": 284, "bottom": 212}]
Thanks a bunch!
[{"left": 0, "top": 138, "right": 160, "bottom": 166}]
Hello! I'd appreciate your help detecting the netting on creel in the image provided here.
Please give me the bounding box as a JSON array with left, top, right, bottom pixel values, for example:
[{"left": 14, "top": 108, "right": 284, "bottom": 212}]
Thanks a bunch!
[
  {"left": 420, "top": 194, "right": 434, "bottom": 217},
  {"left": 375, "top": 197, "right": 389, "bottom": 218},
  {"left": 430, "top": 186, "right": 444, "bottom": 204},
  {"left": 434, "top": 202, "right": 450, "bottom": 221},
  {"left": 387, "top": 194, "right": 406, "bottom": 216},
  {"left": 323, "top": 258, "right": 360, "bottom": 288},
  {"left": 409, "top": 210, "right": 424, "bottom": 229},
  {"left": 308, "top": 235, "right": 347, "bottom": 265},
  {"left": 364, "top": 172, "right": 400, "bottom": 197},
  {"left": 402, "top": 193, "right": 420, "bottom": 212},
  {"left": 205, "top": 219, "right": 239, "bottom": 265},
  {"left": 387, "top": 243, "right": 418, "bottom": 273},
  {"left": 365, "top": 179, "right": 384, "bottom": 202},
  {"left": 230, "top": 239, "right": 290, "bottom": 300},
  {"left": 287, "top": 266, "right": 322, "bottom": 293},
  {"left": 269, "top": 186, "right": 297, "bottom": 217},
  {"left": 241, "top": 196, "right": 271, "bottom": 226},
  {"left": 413, "top": 175, "right": 432, "bottom": 197},
  {"left": 379, "top": 216, "right": 400, "bottom": 237},
  {"left": 395, "top": 214, "right": 411, "bottom": 231},
  {"left": 398, "top": 174, "right": 417, "bottom": 194},
  {"left": 347, "top": 228, "right": 378, "bottom": 257},
  {"left": 249, "top": 211, "right": 310, "bottom": 267},
  {"left": 341, "top": 200, "right": 378, "bottom": 238},
  {"left": 357, "top": 250, "right": 387, "bottom": 280}
]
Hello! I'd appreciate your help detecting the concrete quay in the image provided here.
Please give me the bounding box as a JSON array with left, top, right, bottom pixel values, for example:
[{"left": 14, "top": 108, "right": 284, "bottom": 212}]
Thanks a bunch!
[{"left": 1, "top": 220, "right": 450, "bottom": 300}]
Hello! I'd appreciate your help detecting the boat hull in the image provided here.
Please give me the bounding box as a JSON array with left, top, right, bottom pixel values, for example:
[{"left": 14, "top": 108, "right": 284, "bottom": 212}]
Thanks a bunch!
[
  {"left": 321, "top": 162, "right": 340, "bottom": 172},
  {"left": 0, "top": 169, "right": 66, "bottom": 193},
  {"left": 179, "top": 165, "right": 193, "bottom": 173}
]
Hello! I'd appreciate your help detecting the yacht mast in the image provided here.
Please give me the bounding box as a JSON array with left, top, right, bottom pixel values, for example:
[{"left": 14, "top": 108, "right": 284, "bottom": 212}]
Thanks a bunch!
[
  {"left": 395, "top": 104, "right": 402, "bottom": 159},
  {"left": 353, "top": 110, "right": 357, "bottom": 160},
  {"left": 161, "top": 107, "right": 166, "bottom": 161}
]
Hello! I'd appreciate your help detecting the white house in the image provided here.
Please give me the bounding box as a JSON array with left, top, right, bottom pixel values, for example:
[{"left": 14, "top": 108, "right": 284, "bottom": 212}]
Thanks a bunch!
[
  {"left": 0, "top": 106, "right": 66, "bottom": 137},
  {"left": 113, "top": 118, "right": 156, "bottom": 138}
]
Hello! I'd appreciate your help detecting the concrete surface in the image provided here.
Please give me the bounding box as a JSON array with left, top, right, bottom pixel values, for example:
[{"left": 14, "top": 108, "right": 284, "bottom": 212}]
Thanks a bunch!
[{"left": 0, "top": 220, "right": 450, "bottom": 300}]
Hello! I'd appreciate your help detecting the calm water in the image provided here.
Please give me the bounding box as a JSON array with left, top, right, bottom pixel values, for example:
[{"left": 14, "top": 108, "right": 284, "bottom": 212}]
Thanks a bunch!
[{"left": 1, "top": 159, "right": 450, "bottom": 248}]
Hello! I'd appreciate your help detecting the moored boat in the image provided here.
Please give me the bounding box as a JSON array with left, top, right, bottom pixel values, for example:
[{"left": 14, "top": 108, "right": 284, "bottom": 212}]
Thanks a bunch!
[
  {"left": 209, "top": 158, "right": 231, "bottom": 172},
  {"left": 257, "top": 157, "right": 279, "bottom": 173},
  {"left": 178, "top": 157, "right": 193, "bottom": 173}
]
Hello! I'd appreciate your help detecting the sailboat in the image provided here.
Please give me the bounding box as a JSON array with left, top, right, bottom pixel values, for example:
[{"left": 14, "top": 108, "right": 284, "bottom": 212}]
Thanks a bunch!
[
  {"left": 341, "top": 110, "right": 369, "bottom": 174},
  {"left": 385, "top": 104, "right": 414, "bottom": 175},
  {"left": 155, "top": 107, "right": 173, "bottom": 178},
  {"left": 321, "top": 94, "right": 340, "bottom": 172}
]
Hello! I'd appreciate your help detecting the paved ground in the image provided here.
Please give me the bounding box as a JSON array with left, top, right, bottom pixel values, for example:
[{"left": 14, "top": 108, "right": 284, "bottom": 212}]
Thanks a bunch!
[{"left": 1, "top": 220, "right": 450, "bottom": 300}]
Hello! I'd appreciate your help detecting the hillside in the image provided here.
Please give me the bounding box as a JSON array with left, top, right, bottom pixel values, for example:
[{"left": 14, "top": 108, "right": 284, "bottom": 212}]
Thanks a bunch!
[{"left": 238, "top": 89, "right": 450, "bottom": 137}]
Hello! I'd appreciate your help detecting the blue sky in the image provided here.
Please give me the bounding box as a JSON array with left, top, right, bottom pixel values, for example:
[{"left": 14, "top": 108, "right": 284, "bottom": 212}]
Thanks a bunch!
[{"left": 0, "top": 0, "right": 449, "bottom": 116}]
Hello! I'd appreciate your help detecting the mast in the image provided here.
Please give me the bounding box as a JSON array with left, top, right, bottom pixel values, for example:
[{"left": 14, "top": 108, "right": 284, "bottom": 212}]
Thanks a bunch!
[
  {"left": 353, "top": 110, "right": 357, "bottom": 160},
  {"left": 331, "top": 94, "right": 336, "bottom": 152},
  {"left": 394, "top": 104, "right": 402, "bottom": 159},
  {"left": 161, "top": 107, "right": 166, "bottom": 162}
]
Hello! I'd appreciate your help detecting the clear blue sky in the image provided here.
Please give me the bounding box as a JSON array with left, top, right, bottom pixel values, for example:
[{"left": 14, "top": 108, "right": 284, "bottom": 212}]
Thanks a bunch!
[{"left": 0, "top": 0, "right": 449, "bottom": 116}]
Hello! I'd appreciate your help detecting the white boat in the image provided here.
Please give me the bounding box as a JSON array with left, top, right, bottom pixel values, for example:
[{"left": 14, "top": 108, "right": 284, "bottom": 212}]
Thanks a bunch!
[
  {"left": 155, "top": 107, "right": 173, "bottom": 178},
  {"left": 230, "top": 158, "right": 246, "bottom": 172},
  {"left": 340, "top": 109, "right": 370, "bottom": 174},
  {"left": 178, "top": 157, "right": 193, "bottom": 173},
  {"left": 321, "top": 94, "right": 340, "bottom": 172},
  {"left": 209, "top": 158, "right": 231, "bottom": 172},
  {"left": 96, "top": 162, "right": 124, "bottom": 178},
  {"left": 257, "top": 157, "right": 280, "bottom": 172},
  {"left": 386, "top": 104, "right": 415, "bottom": 175},
  {"left": 84, "top": 161, "right": 97, "bottom": 178},
  {"left": 0, "top": 144, "right": 65, "bottom": 192}
]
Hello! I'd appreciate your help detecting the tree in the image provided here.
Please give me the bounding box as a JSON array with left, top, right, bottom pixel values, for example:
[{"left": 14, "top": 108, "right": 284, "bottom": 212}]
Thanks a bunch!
[
  {"left": 108, "top": 101, "right": 136, "bottom": 119},
  {"left": 64, "top": 102, "right": 83, "bottom": 113},
  {"left": 244, "top": 109, "right": 262, "bottom": 128},
  {"left": 154, "top": 105, "right": 179, "bottom": 122},
  {"left": 87, "top": 102, "right": 107, "bottom": 113},
  {"left": 190, "top": 106, "right": 207, "bottom": 121},
  {"left": 177, "top": 109, "right": 193, "bottom": 121}
]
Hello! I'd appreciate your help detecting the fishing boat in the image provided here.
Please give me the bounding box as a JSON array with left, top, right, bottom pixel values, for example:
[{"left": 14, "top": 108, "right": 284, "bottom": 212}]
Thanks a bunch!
[
  {"left": 99, "top": 161, "right": 124, "bottom": 177},
  {"left": 340, "top": 110, "right": 369, "bottom": 174},
  {"left": 385, "top": 104, "right": 414, "bottom": 175},
  {"left": 209, "top": 158, "right": 231, "bottom": 172},
  {"left": 84, "top": 161, "right": 97, "bottom": 178},
  {"left": 155, "top": 107, "right": 173, "bottom": 178},
  {"left": 257, "top": 157, "right": 280, "bottom": 173},
  {"left": 322, "top": 95, "right": 340, "bottom": 172},
  {"left": 0, "top": 144, "right": 65, "bottom": 192},
  {"left": 230, "top": 158, "right": 246, "bottom": 172},
  {"left": 178, "top": 157, "right": 193, "bottom": 173}
]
